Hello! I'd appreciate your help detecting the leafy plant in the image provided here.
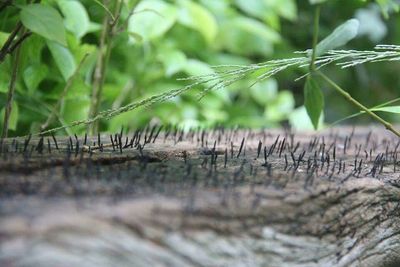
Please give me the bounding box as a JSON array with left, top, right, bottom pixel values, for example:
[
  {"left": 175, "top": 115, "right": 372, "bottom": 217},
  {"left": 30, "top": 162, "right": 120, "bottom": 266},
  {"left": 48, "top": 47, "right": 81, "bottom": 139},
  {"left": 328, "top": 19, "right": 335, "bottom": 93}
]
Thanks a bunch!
[
  {"left": 1, "top": 0, "right": 299, "bottom": 137},
  {"left": 305, "top": 0, "right": 400, "bottom": 138},
  {"left": 1, "top": 0, "right": 400, "bottom": 138}
]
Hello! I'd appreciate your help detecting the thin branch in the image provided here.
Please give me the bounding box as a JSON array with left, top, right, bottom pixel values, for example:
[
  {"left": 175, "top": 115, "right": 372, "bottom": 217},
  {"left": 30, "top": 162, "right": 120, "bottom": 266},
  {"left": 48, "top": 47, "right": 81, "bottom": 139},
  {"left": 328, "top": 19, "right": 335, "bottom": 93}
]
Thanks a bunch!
[
  {"left": 1, "top": 33, "right": 23, "bottom": 139},
  {"left": 0, "top": 22, "right": 22, "bottom": 63},
  {"left": 7, "top": 31, "right": 32, "bottom": 54}
]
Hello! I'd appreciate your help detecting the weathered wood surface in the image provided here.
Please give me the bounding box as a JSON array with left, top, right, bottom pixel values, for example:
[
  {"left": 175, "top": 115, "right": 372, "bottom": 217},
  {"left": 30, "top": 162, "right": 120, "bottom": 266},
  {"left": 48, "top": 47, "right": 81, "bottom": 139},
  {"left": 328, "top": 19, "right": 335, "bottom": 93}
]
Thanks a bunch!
[{"left": 1, "top": 126, "right": 400, "bottom": 267}]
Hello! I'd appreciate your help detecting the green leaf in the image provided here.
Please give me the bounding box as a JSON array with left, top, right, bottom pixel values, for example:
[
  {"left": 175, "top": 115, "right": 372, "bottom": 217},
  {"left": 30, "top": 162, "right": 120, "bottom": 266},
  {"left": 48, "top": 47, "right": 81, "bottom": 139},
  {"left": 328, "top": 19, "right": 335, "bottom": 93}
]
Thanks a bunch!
[
  {"left": 61, "top": 97, "right": 90, "bottom": 123},
  {"left": 264, "top": 90, "right": 295, "bottom": 122},
  {"left": 0, "top": 85, "right": 7, "bottom": 93},
  {"left": 57, "top": 0, "right": 90, "bottom": 39},
  {"left": 217, "top": 16, "right": 281, "bottom": 56},
  {"left": 19, "top": 35, "right": 46, "bottom": 66},
  {"left": 177, "top": 0, "right": 218, "bottom": 44},
  {"left": 91, "top": 0, "right": 115, "bottom": 21},
  {"left": 289, "top": 106, "right": 324, "bottom": 130},
  {"left": 157, "top": 47, "right": 187, "bottom": 77},
  {"left": 0, "top": 101, "right": 19, "bottom": 131},
  {"left": 370, "top": 106, "right": 400, "bottom": 113},
  {"left": 0, "top": 32, "right": 9, "bottom": 47},
  {"left": 235, "top": 0, "right": 297, "bottom": 21},
  {"left": 375, "top": 0, "right": 400, "bottom": 18},
  {"left": 65, "top": 77, "right": 91, "bottom": 99},
  {"left": 47, "top": 40, "right": 76, "bottom": 81},
  {"left": 270, "top": 0, "right": 297, "bottom": 21},
  {"left": 304, "top": 76, "right": 324, "bottom": 130},
  {"left": 0, "top": 58, "right": 11, "bottom": 93},
  {"left": 183, "top": 59, "right": 214, "bottom": 76},
  {"left": 312, "top": 19, "right": 359, "bottom": 56},
  {"left": 128, "top": 0, "right": 177, "bottom": 43},
  {"left": 23, "top": 64, "right": 48, "bottom": 93},
  {"left": 250, "top": 79, "right": 278, "bottom": 105},
  {"left": 20, "top": 4, "right": 67, "bottom": 46},
  {"left": 88, "top": 22, "right": 102, "bottom": 33},
  {"left": 355, "top": 5, "right": 387, "bottom": 42},
  {"left": 128, "top": 32, "right": 143, "bottom": 42},
  {"left": 309, "top": 0, "right": 329, "bottom": 4},
  {"left": 234, "top": 0, "right": 266, "bottom": 19}
]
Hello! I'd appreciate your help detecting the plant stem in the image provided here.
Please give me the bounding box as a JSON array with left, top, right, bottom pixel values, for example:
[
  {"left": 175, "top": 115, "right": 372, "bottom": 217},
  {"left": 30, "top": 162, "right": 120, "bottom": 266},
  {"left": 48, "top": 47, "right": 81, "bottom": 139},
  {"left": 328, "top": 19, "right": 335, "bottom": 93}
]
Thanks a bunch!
[
  {"left": 310, "top": 5, "right": 320, "bottom": 71},
  {"left": 88, "top": 0, "right": 122, "bottom": 135},
  {"left": 8, "top": 31, "right": 32, "bottom": 54},
  {"left": 0, "top": 1, "right": 40, "bottom": 63},
  {"left": 0, "top": 22, "right": 22, "bottom": 63},
  {"left": 329, "top": 97, "right": 400, "bottom": 126},
  {"left": 1, "top": 34, "right": 22, "bottom": 139},
  {"left": 318, "top": 72, "right": 400, "bottom": 138},
  {"left": 116, "top": 0, "right": 141, "bottom": 33}
]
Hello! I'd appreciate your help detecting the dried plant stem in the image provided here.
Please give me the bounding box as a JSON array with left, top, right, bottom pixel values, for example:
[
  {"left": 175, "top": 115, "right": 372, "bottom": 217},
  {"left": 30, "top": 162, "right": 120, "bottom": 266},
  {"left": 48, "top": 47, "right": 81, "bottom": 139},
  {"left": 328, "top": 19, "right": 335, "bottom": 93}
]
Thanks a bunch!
[
  {"left": 318, "top": 72, "right": 400, "bottom": 138},
  {"left": 1, "top": 36, "right": 23, "bottom": 139}
]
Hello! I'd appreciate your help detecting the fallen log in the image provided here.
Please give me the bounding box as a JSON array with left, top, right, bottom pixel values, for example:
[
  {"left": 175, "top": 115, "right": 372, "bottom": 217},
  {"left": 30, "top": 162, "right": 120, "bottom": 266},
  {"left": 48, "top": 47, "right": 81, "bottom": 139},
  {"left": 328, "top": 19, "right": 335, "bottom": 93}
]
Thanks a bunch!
[{"left": 1, "top": 126, "right": 399, "bottom": 267}]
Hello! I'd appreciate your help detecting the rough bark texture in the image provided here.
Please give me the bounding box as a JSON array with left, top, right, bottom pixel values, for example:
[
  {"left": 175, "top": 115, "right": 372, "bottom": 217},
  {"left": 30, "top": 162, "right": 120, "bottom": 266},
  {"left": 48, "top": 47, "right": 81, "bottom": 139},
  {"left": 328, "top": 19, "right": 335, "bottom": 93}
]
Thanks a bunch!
[{"left": 0, "top": 126, "right": 400, "bottom": 267}]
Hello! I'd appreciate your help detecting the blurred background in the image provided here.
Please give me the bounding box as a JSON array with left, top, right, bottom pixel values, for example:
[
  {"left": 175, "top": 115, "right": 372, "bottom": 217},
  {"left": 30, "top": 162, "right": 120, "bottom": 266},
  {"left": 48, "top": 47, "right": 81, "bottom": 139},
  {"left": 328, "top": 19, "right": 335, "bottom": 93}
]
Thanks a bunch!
[{"left": 1, "top": 0, "right": 400, "bottom": 136}]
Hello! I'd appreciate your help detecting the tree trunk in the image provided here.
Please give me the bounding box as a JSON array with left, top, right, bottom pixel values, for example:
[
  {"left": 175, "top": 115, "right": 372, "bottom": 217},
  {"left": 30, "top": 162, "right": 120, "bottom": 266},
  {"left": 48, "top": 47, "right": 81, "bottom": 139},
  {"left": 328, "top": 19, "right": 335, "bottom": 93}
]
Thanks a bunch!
[{"left": 1, "top": 126, "right": 399, "bottom": 267}]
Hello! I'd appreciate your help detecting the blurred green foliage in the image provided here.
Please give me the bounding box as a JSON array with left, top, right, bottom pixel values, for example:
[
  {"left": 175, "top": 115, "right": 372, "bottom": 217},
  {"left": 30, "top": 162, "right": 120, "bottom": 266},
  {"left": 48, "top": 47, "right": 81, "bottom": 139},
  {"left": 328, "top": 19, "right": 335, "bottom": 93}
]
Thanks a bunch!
[{"left": 0, "top": 0, "right": 399, "bottom": 136}]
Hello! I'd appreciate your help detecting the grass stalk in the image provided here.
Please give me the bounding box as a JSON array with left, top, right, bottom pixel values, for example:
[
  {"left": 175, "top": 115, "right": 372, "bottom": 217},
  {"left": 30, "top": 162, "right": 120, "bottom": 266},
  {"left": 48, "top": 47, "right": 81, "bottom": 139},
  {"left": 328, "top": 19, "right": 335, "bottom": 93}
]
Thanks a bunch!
[
  {"left": 318, "top": 72, "right": 400, "bottom": 138},
  {"left": 329, "top": 97, "right": 400, "bottom": 126}
]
